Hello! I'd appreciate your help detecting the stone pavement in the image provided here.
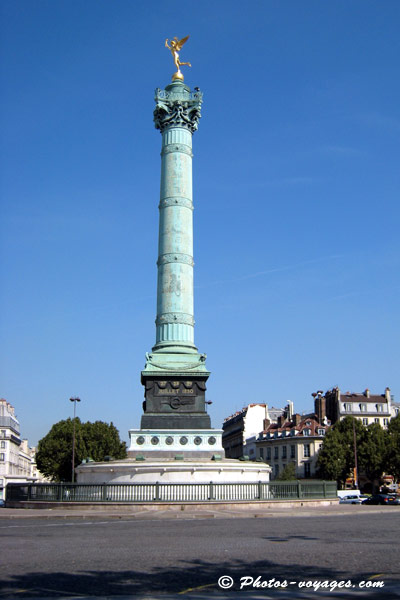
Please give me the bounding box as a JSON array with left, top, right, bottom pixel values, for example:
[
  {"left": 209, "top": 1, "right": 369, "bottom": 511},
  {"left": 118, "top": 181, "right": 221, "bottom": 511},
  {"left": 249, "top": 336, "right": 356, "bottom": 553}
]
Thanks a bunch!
[{"left": 0, "top": 502, "right": 396, "bottom": 520}]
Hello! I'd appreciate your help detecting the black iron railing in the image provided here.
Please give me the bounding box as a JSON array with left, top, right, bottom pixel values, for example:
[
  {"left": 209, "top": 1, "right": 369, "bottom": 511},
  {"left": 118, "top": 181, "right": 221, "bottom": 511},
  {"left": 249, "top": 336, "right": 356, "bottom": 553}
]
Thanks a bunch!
[{"left": 6, "top": 480, "right": 337, "bottom": 503}]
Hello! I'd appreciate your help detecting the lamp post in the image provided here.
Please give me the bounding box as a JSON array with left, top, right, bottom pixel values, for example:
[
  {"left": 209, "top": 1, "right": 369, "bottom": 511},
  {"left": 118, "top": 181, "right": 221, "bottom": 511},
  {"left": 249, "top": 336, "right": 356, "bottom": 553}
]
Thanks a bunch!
[
  {"left": 352, "top": 418, "right": 359, "bottom": 489},
  {"left": 70, "top": 397, "right": 81, "bottom": 483}
]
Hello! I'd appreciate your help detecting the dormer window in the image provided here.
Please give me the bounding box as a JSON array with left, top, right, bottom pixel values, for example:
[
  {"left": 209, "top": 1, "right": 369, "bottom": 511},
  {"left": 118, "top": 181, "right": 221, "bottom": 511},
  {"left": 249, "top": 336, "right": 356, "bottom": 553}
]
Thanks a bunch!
[
  {"left": 359, "top": 403, "right": 367, "bottom": 412},
  {"left": 290, "top": 429, "right": 295, "bottom": 436},
  {"left": 376, "top": 404, "right": 384, "bottom": 413},
  {"left": 274, "top": 431, "right": 279, "bottom": 438},
  {"left": 343, "top": 403, "right": 352, "bottom": 412},
  {"left": 281, "top": 431, "right": 286, "bottom": 437},
  {"left": 317, "top": 428, "right": 325, "bottom": 435},
  {"left": 305, "top": 421, "right": 312, "bottom": 426},
  {"left": 303, "top": 428, "right": 311, "bottom": 437}
]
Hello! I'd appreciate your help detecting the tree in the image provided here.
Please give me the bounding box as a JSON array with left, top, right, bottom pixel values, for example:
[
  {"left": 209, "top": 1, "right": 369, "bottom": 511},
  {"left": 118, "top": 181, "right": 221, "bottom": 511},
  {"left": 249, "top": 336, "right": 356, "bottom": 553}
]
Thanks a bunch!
[
  {"left": 36, "top": 419, "right": 127, "bottom": 482},
  {"left": 82, "top": 421, "right": 127, "bottom": 463},
  {"left": 386, "top": 414, "right": 400, "bottom": 481},
  {"left": 358, "top": 423, "right": 388, "bottom": 485},
  {"left": 316, "top": 417, "right": 365, "bottom": 487},
  {"left": 276, "top": 462, "right": 296, "bottom": 481}
]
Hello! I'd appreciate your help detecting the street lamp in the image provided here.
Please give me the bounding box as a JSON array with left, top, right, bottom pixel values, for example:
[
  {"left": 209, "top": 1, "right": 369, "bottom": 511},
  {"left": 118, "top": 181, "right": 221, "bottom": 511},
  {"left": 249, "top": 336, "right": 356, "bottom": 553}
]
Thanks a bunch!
[{"left": 70, "top": 397, "right": 81, "bottom": 483}]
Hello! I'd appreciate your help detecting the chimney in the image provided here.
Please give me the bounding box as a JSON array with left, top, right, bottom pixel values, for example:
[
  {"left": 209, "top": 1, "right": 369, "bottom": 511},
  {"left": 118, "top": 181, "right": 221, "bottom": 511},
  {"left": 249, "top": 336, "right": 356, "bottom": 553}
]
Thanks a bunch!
[
  {"left": 314, "top": 392, "right": 326, "bottom": 423},
  {"left": 385, "top": 387, "right": 391, "bottom": 402},
  {"left": 277, "top": 415, "right": 283, "bottom": 428},
  {"left": 263, "top": 418, "right": 270, "bottom": 430},
  {"left": 364, "top": 388, "right": 370, "bottom": 398},
  {"left": 293, "top": 414, "right": 301, "bottom": 426},
  {"left": 286, "top": 400, "right": 294, "bottom": 420}
]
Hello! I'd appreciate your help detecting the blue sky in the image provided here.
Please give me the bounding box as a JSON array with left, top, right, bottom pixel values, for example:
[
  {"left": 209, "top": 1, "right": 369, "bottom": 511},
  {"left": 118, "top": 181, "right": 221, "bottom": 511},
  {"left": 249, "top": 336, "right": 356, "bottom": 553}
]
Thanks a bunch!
[{"left": 1, "top": 0, "right": 399, "bottom": 446}]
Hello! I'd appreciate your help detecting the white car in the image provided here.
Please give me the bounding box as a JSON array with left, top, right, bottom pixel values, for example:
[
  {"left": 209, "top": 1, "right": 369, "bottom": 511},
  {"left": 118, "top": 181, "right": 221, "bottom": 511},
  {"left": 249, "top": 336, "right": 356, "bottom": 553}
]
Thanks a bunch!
[{"left": 339, "top": 495, "right": 364, "bottom": 504}]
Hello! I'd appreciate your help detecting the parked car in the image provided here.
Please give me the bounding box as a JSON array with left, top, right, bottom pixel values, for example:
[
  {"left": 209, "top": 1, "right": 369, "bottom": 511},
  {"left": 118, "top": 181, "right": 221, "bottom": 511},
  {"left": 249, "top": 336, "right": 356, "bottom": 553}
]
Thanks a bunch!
[
  {"left": 339, "top": 495, "right": 364, "bottom": 504},
  {"left": 362, "top": 494, "right": 400, "bottom": 506}
]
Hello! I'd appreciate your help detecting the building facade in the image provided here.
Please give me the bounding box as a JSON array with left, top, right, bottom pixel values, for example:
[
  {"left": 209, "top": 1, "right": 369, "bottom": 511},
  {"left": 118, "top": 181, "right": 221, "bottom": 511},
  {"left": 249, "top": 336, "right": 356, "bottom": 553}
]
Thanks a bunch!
[
  {"left": 0, "top": 399, "right": 36, "bottom": 499},
  {"left": 222, "top": 403, "right": 287, "bottom": 459},
  {"left": 317, "top": 387, "right": 393, "bottom": 428},
  {"left": 256, "top": 411, "right": 328, "bottom": 480}
]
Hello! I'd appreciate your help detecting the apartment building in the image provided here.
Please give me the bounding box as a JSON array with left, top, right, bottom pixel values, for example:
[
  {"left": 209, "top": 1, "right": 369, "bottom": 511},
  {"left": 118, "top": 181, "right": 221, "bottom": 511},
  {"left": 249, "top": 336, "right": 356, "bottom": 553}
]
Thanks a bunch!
[
  {"left": 256, "top": 410, "right": 328, "bottom": 479},
  {"left": 0, "top": 399, "right": 36, "bottom": 499},
  {"left": 317, "top": 387, "right": 393, "bottom": 428}
]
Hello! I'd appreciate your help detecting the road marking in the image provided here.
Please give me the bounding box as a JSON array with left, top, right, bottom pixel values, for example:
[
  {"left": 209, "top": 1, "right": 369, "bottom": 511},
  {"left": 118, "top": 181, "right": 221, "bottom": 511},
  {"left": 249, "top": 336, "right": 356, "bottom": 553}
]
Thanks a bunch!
[
  {"left": 178, "top": 582, "right": 215, "bottom": 594},
  {"left": 0, "top": 517, "right": 199, "bottom": 529}
]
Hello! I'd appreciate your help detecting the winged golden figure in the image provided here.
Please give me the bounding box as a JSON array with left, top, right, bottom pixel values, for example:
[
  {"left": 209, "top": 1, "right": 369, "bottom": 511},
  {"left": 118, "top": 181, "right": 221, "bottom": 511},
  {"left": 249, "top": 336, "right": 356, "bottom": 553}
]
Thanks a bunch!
[{"left": 165, "top": 36, "right": 192, "bottom": 81}]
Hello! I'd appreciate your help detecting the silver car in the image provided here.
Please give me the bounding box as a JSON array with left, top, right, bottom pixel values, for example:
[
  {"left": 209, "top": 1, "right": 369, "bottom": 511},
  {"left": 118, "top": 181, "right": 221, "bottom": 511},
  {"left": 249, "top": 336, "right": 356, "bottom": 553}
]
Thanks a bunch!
[{"left": 339, "top": 495, "right": 363, "bottom": 504}]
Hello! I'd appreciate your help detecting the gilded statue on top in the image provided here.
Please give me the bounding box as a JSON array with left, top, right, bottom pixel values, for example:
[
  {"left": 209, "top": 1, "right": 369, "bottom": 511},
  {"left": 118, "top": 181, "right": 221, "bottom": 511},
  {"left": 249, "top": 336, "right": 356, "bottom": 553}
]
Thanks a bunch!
[{"left": 165, "top": 36, "right": 191, "bottom": 81}]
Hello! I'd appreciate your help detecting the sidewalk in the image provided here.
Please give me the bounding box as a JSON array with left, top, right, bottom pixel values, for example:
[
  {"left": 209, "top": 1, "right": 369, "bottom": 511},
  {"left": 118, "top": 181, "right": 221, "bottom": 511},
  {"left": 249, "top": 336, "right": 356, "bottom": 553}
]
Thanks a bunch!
[{"left": 0, "top": 503, "right": 397, "bottom": 520}]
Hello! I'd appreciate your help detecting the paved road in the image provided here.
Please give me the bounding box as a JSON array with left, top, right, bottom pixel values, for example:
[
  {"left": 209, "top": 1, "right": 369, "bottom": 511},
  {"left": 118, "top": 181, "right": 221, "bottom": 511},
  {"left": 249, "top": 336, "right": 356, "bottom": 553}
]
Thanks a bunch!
[{"left": 0, "top": 507, "right": 399, "bottom": 599}]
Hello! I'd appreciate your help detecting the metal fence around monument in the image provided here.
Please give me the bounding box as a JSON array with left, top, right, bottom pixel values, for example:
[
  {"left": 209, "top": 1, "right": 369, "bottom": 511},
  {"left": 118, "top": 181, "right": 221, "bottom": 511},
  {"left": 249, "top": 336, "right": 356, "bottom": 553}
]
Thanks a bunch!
[{"left": 6, "top": 480, "right": 337, "bottom": 503}]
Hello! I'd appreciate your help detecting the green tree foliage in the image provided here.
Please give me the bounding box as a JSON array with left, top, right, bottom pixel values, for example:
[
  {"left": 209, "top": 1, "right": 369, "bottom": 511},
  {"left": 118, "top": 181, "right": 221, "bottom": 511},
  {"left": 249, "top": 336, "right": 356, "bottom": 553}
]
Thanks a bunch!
[
  {"left": 36, "top": 419, "right": 127, "bottom": 482},
  {"left": 358, "top": 423, "right": 388, "bottom": 483},
  {"left": 316, "top": 417, "right": 365, "bottom": 487},
  {"left": 82, "top": 421, "right": 127, "bottom": 463},
  {"left": 276, "top": 462, "right": 296, "bottom": 481},
  {"left": 317, "top": 416, "right": 400, "bottom": 488},
  {"left": 386, "top": 414, "right": 400, "bottom": 480}
]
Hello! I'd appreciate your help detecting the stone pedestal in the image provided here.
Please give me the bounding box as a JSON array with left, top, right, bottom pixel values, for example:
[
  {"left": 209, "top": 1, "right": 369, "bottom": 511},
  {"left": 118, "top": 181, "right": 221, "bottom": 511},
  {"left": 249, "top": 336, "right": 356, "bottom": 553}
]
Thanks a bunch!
[{"left": 140, "top": 376, "right": 211, "bottom": 430}]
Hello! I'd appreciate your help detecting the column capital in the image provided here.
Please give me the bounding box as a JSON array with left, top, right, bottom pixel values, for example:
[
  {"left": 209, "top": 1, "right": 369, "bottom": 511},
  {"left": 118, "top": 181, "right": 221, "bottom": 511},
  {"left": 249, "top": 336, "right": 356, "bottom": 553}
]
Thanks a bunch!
[{"left": 153, "top": 83, "right": 203, "bottom": 134}]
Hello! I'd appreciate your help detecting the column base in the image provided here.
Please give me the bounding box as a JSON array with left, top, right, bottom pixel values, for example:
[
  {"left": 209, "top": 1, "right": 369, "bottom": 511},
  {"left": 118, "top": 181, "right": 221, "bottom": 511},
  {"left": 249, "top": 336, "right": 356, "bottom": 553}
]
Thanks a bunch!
[{"left": 128, "top": 429, "right": 224, "bottom": 459}]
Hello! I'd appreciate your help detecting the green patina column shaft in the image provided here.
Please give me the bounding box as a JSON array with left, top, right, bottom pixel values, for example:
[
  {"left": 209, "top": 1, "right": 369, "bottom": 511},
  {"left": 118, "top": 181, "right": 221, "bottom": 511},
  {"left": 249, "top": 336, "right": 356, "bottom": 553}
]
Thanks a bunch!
[
  {"left": 139, "top": 78, "right": 210, "bottom": 431},
  {"left": 153, "top": 81, "right": 200, "bottom": 353},
  {"left": 142, "top": 80, "right": 209, "bottom": 377}
]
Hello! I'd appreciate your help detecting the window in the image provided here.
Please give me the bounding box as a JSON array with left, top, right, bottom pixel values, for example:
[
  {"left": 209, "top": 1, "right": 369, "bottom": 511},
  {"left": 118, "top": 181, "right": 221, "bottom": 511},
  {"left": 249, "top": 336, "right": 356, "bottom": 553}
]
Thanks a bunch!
[
  {"left": 0, "top": 453, "right": 4, "bottom": 461},
  {"left": 274, "top": 465, "right": 279, "bottom": 477},
  {"left": 274, "top": 447, "right": 279, "bottom": 459},
  {"left": 305, "top": 421, "right": 312, "bottom": 426},
  {"left": 359, "top": 403, "right": 367, "bottom": 412},
  {"left": 274, "top": 431, "right": 279, "bottom": 438},
  {"left": 259, "top": 448, "right": 264, "bottom": 459},
  {"left": 304, "top": 444, "right": 310, "bottom": 458},
  {"left": 0, "top": 441, "right": 5, "bottom": 448},
  {"left": 343, "top": 403, "right": 352, "bottom": 412},
  {"left": 376, "top": 404, "right": 384, "bottom": 413},
  {"left": 362, "top": 418, "right": 368, "bottom": 426},
  {"left": 383, "top": 418, "right": 389, "bottom": 427},
  {"left": 304, "top": 463, "right": 311, "bottom": 478},
  {"left": 374, "top": 418, "right": 380, "bottom": 424},
  {"left": 266, "top": 448, "right": 271, "bottom": 460},
  {"left": 303, "top": 429, "right": 311, "bottom": 437},
  {"left": 317, "top": 428, "right": 325, "bottom": 436},
  {"left": 282, "top": 446, "right": 287, "bottom": 459},
  {"left": 290, "top": 445, "right": 296, "bottom": 458}
]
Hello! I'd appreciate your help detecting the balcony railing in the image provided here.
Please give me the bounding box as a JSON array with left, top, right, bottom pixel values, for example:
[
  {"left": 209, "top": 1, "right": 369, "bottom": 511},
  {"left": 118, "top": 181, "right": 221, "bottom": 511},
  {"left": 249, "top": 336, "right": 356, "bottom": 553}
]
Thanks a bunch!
[{"left": 6, "top": 480, "right": 337, "bottom": 503}]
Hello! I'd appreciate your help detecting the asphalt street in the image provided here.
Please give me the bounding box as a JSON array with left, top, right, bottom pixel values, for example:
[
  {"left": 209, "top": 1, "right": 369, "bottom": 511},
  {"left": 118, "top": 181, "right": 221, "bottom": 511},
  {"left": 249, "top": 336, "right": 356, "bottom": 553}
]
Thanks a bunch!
[{"left": 0, "top": 507, "right": 399, "bottom": 599}]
